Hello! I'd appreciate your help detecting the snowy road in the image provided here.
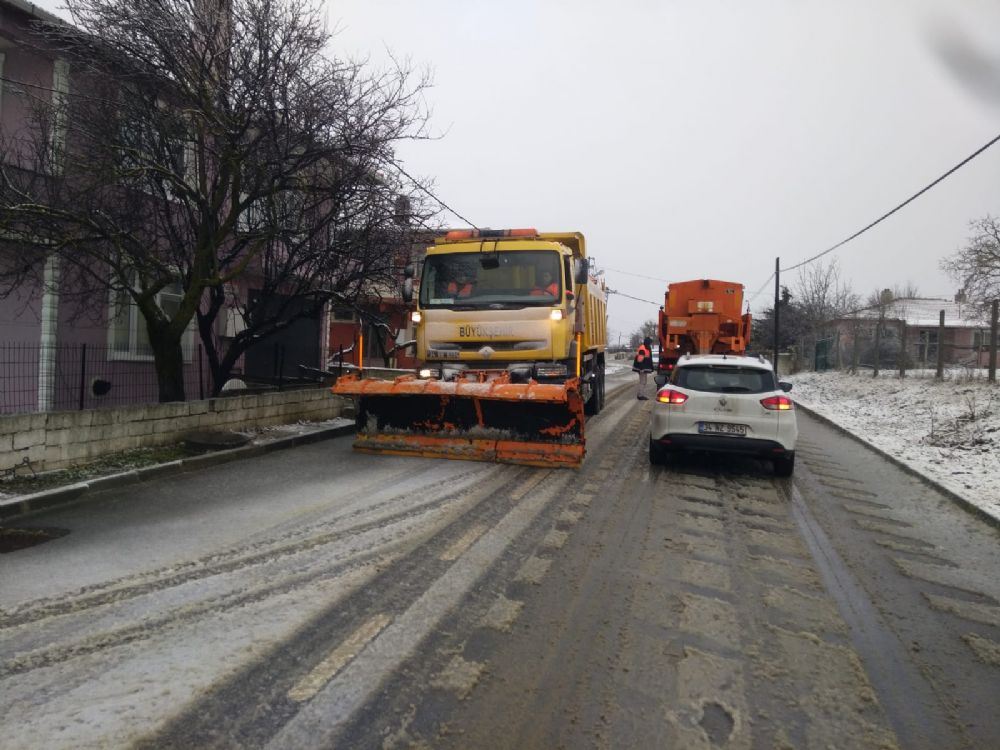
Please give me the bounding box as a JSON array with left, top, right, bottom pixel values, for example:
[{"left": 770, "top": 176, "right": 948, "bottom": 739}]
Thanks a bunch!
[{"left": 2, "top": 369, "right": 999, "bottom": 748}]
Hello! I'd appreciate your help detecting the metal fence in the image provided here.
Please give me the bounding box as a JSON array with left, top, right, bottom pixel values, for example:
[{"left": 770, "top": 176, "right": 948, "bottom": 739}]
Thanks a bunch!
[
  {"left": 1, "top": 341, "right": 330, "bottom": 415},
  {"left": 0, "top": 342, "right": 209, "bottom": 415},
  {"left": 797, "top": 302, "right": 999, "bottom": 382}
]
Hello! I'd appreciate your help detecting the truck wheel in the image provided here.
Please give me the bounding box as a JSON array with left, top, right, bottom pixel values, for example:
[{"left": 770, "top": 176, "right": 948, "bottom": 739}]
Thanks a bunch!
[{"left": 584, "top": 366, "right": 603, "bottom": 416}]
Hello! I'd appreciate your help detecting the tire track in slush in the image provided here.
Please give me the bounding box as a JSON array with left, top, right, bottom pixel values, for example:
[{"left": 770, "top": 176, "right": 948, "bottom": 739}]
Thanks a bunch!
[{"left": 142, "top": 377, "right": 642, "bottom": 749}]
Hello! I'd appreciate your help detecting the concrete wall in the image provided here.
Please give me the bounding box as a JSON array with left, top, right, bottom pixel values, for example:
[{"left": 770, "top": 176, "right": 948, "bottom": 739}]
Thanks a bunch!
[{"left": 0, "top": 386, "right": 348, "bottom": 473}]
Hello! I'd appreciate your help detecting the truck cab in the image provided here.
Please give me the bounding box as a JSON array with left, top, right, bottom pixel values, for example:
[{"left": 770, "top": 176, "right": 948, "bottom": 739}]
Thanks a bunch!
[{"left": 407, "top": 228, "right": 607, "bottom": 412}]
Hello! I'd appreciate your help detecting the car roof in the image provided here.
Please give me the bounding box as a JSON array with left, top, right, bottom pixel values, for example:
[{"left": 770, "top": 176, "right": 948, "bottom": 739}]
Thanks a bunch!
[{"left": 675, "top": 354, "right": 774, "bottom": 372}]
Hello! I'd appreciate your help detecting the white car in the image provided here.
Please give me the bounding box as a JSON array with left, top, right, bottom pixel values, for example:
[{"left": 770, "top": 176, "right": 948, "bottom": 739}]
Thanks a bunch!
[{"left": 648, "top": 354, "right": 798, "bottom": 476}]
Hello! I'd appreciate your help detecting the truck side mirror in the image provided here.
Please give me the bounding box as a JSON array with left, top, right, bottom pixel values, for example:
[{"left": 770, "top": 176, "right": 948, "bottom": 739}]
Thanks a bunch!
[
  {"left": 402, "top": 277, "right": 413, "bottom": 303},
  {"left": 403, "top": 264, "right": 415, "bottom": 279},
  {"left": 574, "top": 259, "right": 588, "bottom": 284}
]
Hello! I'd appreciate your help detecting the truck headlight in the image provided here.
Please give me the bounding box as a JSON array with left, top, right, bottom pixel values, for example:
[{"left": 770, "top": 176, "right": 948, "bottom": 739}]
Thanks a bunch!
[
  {"left": 549, "top": 309, "right": 564, "bottom": 320},
  {"left": 410, "top": 311, "right": 422, "bottom": 323}
]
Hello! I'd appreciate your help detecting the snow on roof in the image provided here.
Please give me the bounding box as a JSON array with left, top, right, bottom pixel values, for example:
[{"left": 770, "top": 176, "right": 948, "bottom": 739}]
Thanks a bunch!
[{"left": 837, "top": 297, "right": 989, "bottom": 328}]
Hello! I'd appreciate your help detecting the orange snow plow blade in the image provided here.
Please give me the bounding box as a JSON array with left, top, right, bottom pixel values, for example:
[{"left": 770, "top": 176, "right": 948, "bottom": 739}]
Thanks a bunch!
[{"left": 331, "top": 372, "right": 585, "bottom": 468}]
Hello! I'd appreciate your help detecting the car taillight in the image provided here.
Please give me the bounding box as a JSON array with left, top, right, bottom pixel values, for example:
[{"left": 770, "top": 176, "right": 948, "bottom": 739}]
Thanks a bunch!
[
  {"left": 760, "top": 395, "right": 793, "bottom": 411},
  {"left": 657, "top": 389, "right": 688, "bottom": 405}
]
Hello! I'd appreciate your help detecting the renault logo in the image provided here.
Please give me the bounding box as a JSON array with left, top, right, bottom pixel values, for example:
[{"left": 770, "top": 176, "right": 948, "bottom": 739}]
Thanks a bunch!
[{"left": 719, "top": 396, "right": 727, "bottom": 406}]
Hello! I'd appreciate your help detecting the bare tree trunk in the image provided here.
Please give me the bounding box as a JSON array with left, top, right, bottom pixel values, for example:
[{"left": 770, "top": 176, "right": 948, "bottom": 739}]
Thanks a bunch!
[{"left": 151, "top": 338, "right": 186, "bottom": 402}]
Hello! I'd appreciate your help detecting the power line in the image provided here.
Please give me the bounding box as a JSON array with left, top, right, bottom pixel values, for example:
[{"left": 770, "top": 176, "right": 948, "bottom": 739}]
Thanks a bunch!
[
  {"left": 608, "top": 289, "right": 660, "bottom": 306},
  {"left": 746, "top": 273, "right": 776, "bottom": 306},
  {"left": 384, "top": 159, "right": 478, "bottom": 229},
  {"left": 747, "top": 130, "right": 1000, "bottom": 305},
  {"left": 603, "top": 266, "right": 670, "bottom": 283}
]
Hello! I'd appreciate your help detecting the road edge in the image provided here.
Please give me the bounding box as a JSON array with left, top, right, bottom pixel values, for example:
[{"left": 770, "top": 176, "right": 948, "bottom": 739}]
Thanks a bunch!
[
  {"left": 795, "top": 402, "right": 1000, "bottom": 529},
  {"left": 0, "top": 423, "right": 357, "bottom": 522}
]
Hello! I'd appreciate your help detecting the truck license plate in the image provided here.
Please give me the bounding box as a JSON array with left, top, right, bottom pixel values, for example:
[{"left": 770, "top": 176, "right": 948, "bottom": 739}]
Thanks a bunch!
[{"left": 699, "top": 422, "right": 747, "bottom": 436}]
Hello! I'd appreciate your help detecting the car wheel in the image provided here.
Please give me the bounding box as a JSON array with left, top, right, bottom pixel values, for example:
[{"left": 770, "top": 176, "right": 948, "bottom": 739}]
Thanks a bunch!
[
  {"left": 773, "top": 453, "right": 795, "bottom": 477},
  {"left": 649, "top": 437, "right": 666, "bottom": 465}
]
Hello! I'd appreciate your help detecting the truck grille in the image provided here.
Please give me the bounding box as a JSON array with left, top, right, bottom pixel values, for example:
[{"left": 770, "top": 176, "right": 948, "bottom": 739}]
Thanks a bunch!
[{"left": 429, "top": 340, "right": 548, "bottom": 353}]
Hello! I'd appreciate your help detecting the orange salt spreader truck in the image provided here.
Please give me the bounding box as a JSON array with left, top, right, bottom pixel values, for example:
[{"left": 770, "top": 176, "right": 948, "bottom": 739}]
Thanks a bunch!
[
  {"left": 332, "top": 228, "right": 608, "bottom": 468},
  {"left": 654, "top": 279, "right": 753, "bottom": 387}
]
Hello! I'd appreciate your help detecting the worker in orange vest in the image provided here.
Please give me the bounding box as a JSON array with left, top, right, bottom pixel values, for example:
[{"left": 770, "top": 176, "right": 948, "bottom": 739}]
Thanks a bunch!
[
  {"left": 633, "top": 336, "right": 654, "bottom": 399},
  {"left": 447, "top": 270, "right": 474, "bottom": 298},
  {"left": 530, "top": 270, "right": 559, "bottom": 297}
]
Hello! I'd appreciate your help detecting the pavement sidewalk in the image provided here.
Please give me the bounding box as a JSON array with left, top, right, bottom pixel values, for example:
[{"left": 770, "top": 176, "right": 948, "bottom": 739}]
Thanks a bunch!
[
  {"left": 794, "top": 402, "right": 1000, "bottom": 529},
  {"left": 0, "top": 422, "right": 356, "bottom": 522}
]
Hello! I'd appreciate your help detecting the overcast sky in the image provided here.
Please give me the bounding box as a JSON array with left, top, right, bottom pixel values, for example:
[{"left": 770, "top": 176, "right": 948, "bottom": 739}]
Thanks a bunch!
[{"left": 34, "top": 0, "right": 1000, "bottom": 343}]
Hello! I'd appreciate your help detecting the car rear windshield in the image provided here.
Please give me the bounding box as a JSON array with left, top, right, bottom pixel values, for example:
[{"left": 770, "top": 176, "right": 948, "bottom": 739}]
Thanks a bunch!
[{"left": 673, "top": 365, "right": 775, "bottom": 394}]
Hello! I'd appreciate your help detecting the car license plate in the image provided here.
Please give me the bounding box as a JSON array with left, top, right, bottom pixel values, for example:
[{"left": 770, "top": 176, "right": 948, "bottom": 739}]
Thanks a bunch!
[{"left": 699, "top": 422, "right": 747, "bottom": 436}]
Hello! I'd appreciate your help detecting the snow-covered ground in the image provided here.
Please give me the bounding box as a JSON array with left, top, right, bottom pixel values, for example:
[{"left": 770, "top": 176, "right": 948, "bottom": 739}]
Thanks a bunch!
[{"left": 790, "top": 369, "right": 999, "bottom": 523}]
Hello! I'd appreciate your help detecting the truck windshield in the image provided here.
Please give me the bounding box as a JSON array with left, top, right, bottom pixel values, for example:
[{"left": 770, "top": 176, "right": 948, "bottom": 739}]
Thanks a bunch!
[{"left": 419, "top": 251, "right": 562, "bottom": 308}]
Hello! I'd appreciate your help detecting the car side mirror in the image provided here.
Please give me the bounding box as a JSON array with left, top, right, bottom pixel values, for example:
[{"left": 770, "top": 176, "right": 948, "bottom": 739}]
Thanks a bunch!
[{"left": 779, "top": 381, "right": 792, "bottom": 392}]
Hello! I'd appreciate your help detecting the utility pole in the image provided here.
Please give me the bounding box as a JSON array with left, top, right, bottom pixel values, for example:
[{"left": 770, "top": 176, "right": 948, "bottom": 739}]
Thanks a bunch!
[
  {"left": 898, "top": 321, "right": 906, "bottom": 379},
  {"left": 936, "top": 310, "right": 945, "bottom": 380},
  {"left": 773, "top": 258, "right": 780, "bottom": 377},
  {"left": 989, "top": 299, "right": 998, "bottom": 383}
]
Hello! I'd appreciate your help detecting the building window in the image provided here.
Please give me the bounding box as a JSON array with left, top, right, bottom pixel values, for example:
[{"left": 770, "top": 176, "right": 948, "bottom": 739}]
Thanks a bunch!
[
  {"left": 917, "top": 329, "right": 938, "bottom": 364},
  {"left": 117, "top": 94, "right": 189, "bottom": 198},
  {"left": 332, "top": 307, "right": 355, "bottom": 322},
  {"left": 109, "top": 278, "right": 194, "bottom": 360}
]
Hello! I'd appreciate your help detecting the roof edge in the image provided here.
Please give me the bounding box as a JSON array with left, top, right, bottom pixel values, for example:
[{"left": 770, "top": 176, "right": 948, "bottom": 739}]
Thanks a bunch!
[{"left": 3, "top": 0, "right": 68, "bottom": 27}]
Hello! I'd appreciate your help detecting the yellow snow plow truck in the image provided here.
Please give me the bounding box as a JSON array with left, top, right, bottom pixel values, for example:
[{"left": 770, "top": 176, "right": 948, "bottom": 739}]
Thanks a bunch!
[{"left": 332, "top": 228, "right": 608, "bottom": 467}]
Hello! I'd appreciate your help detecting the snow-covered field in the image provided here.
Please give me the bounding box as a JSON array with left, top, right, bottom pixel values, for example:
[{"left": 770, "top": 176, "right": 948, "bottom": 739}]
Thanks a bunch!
[{"left": 790, "top": 369, "right": 999, "bottom": 523}]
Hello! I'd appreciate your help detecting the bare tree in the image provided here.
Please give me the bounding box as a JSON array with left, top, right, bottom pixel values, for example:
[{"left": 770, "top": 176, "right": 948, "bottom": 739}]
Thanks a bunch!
[
  {"left": 942, "top": 215, "right": 1000, "bottom": 314},
  {"left": 629, "top": 319, "right": 657, "bottom": 349},
  {"left": 791, "top": 259, "right": 858, "bottom": 364},
  {"left": 0, "top": 0, "right": 434, "bottom": 400}
]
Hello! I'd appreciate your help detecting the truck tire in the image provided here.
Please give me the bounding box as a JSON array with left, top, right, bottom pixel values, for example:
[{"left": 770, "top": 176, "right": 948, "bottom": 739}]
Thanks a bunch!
[
  {"left": 584, "top": 369, "right": 598, "bottom": 415},
  {"left": 584, "top": 362, "right": 605, "bottom": 416},
  {"left": 597, "top": 367, "right": 605, "bottom": 411}
]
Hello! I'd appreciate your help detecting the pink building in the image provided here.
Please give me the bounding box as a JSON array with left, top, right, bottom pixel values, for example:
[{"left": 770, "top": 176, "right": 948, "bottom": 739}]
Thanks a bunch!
[
  {"left": 0, "top": 0, "right": 327, "bottom": 413},
  {"left": 825, "top": 295, "right": 994, "bottom": 370}
]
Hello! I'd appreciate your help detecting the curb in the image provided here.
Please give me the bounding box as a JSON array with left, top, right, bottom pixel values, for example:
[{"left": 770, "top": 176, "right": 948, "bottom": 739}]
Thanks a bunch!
[
  {"left": 795, "top": 402, "right": 1000, "bottom": 530},
  {"left": 0, "top": 423, "right": 357, "bottom": 522}
]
